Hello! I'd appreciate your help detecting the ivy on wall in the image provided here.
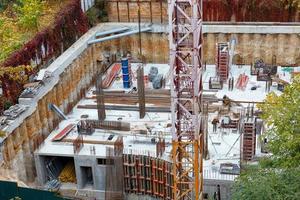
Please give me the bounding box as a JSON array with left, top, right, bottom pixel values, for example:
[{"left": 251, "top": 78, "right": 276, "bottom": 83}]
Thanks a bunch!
[
  {"left": 0, "top": 0, "right": 88, "bottom": 107},
  {"left": 202, "top": 0, "right": 300, "bottom": 22}
]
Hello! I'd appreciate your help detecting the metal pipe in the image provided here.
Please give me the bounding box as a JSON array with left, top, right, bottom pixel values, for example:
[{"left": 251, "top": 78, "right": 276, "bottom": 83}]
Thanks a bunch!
[
  {"left": 48, "top": 103, "right": 67, "bottom": 120},
  {"left": 94, "top": 27, "right": 130, "bottom": 37},
  {"left": 88, "top": 27, "right": 152, "bottom": 45}
]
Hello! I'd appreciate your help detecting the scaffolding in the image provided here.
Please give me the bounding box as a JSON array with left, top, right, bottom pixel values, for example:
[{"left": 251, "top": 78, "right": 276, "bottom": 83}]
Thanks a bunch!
[{"left": 169, "top": 0, "right": 203, "bottom": 199}]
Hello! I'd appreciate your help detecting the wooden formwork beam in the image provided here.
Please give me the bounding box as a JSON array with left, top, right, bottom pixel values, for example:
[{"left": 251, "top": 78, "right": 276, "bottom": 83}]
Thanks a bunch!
[
  {"left": 137, "top": 65, "right": 146, "bottom": 118},
  {"left": 96, "top": 72, "right": 106, "bottom": 121}
]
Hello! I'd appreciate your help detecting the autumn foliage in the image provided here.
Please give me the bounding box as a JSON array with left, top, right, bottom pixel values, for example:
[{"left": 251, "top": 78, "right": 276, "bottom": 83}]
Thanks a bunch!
[
  {"left": 2, "top": 0, "right": 88, "bottom": 68},
  {"left": 0, "top": 0, "right": 88, "bottom": 103},
  {"left": 203, "top": 0, "right": 300, "bottom": 22}
]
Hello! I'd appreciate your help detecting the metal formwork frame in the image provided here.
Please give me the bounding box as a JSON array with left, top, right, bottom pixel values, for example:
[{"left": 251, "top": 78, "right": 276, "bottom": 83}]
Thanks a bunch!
[{"left": 169, "top": 0, "right": 203, "bottom": 199}]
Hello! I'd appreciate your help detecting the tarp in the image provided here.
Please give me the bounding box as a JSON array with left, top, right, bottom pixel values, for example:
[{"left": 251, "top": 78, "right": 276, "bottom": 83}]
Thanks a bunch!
[{"left": 0, "top": 180, "right": 68, "bottom": 200}]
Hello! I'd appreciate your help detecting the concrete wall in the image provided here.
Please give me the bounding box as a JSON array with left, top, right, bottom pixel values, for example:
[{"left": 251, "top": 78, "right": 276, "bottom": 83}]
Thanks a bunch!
[
  {"left": 204, "top": 179, "right": 234, "bottom": 200},
  {"left": 1, "top": 47, "right": 99, "bottom": 183},
  {"left": 91, "top": 30, "right": 300, "bottom": 66},
  {"left": 74, "top": 155, "right": 106, "bottom": 191},
  {"left": 35, "top": 153, "right": 120, "bottom": 200},
  {"left": 0, "top": 26, "right": 102, "bottom": 183},
  {"left": 204, "top": 33, "right": 300, "bottom": 66}
]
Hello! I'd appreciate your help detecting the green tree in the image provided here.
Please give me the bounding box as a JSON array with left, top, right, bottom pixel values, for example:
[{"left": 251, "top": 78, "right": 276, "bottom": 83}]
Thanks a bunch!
[
  {"left": 232, "top": 167, "right": 300, "bottom": 200},
  {"left": 15, "top": 0, "right": 44, "bottom": 31},
  {"left": 0, "top": 0, "right": 14, "bottom": 11},
  {"left": 0, "top": 15, "right": 24, "bottom": 63},
  {"left": 258, "top": 75, "right": 300, "bottom": 168}
]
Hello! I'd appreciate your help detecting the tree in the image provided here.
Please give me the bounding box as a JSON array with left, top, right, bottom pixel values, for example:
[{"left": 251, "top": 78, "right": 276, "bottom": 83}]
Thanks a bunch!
[
  {"left": 0, "top": 0, "right": 14, "bottom": 11},
  {"left": 280, "top": 0, "right": 300, "bottom": 21},
  {"left": 258, "top": 75, "right": 300, "bottom": 168},
  {"left": 233, "top": 76, "right": 300, "bottom": 199},
  {"left": 232, "top": 167, "right": 300, "bottom": 200},
  {"left": 15, "top": 0, "right": 44, "bottom": 31}
]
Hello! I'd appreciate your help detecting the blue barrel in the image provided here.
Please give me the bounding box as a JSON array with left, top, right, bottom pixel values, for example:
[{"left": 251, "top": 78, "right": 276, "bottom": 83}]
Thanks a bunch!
[
  {"left": 122, "top": 73, "right": 131, "bottom": 88},
  {"left": 122, "top": 73, "right": 130, "bottom": 82},
  {"left": 121, "top": 58, "right": 129, "bottom": 74},
  {"left": 123, "top": 81, "right": 131, "bottom": 88}
]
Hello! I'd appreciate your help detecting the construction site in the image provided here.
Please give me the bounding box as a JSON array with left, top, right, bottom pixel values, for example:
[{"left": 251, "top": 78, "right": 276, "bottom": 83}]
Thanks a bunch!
[{"left": 0, "top": 0, "right": 300, "bottom": 200}]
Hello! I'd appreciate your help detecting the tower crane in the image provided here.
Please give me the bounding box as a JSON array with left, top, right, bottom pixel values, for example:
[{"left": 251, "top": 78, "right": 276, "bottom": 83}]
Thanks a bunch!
[{"left": 169, "top": 0, "right": 204, "bottom": 199}]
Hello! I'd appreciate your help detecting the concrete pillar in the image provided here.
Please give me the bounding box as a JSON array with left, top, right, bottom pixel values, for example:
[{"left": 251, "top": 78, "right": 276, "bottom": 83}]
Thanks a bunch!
[
  {"left": 217, "top": 33, "right": 227, "bottom": 44},
  {"left": 38, "top": 98, "right": 49, "bottom": 135},
  {"left": 265, "top": 34, "right": 275, "bottom": 64},
  {"left": 276, "top": 34, "right": 286, "bottom": 65},
  {"left": 206, "top": 33, "right": 216, "bottom": 64},
  {"left": 51, "top": 86, "right": 60, "bottom": 129},
  {"left": 259, "top": 34, "right": 267, "bottom": 63},
  {"left": 20, "top": 122, "right": 35, "bottom": 182},
  {"left": 253, "top": 34, "right": 261, "bottom": 63},
  {"left": 289, "top": 34, "right": 299, "bottom": 65}
]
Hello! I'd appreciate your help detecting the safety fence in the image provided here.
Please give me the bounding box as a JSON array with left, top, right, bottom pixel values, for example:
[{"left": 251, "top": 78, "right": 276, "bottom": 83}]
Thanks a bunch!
[{"left": 0, "top": 180, "right": 69, "bottom": 200}]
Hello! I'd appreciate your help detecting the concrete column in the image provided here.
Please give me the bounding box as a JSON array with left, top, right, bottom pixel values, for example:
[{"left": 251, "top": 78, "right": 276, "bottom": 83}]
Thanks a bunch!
[
  {"left": 253, "top": 34, "right": 261, "bottom": 62},
  {"left": 34, "top": 155, "right": 47, "bottom": 185},
  {"left": 265, "top": 34, "right": 275, "bottom": 64},
  {"left": 289, "top": 34, "right": 299, "bottom": 65},
  {"left": 20, "top": 122, "right": 35, "bottom": 182},
  {"left": 217, "top": 33, "right": 227, "bottom": 44},
  {"left": 259, "top": 34, "right": 267, "bottom": 63},
  {"left": 276, "top": 34, "right": 286, "bottom": 65},
  {"left": 26, "top": 114, "right": 38, "bottom": 143},
  {"left": 205, "top": 33, "right": 216, "bottom": 64},
  {"left": 51, "top": 86, "right": 60, "bottom": 129},
  {"left": 45, "top": 94, "right": 54, "bottom": 131},
  {"left": 38, "top": 98, "right": 49, "bottom": 135}
]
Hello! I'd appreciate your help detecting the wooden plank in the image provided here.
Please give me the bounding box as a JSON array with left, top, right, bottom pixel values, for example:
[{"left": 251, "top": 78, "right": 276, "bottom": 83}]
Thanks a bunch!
[{"left": 52, "top": 124, "right": 75, "bottom": 141}]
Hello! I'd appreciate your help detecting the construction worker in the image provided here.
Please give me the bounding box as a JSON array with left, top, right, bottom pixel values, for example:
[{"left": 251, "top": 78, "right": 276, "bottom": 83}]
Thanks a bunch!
[
  {"left": 212, "top": 117, "right": 219, "bottom": 132},
  {"left": 222, "top": 95, "right": 231, "bottom": 106}
]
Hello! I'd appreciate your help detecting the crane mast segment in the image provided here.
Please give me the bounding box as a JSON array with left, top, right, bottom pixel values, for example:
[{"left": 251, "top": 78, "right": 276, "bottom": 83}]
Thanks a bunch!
[{"left": 169, "top": 0, "right": 203, "bottom": 199}]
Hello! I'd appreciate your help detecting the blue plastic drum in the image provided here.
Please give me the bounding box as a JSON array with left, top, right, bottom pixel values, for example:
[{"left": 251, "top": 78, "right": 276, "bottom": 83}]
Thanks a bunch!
[{"left": 121, "top": 58, "right": 129, "bottom": 74}]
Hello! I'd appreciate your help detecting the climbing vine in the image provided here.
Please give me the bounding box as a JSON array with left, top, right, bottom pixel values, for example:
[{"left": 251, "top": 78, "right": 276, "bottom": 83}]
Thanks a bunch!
[
  {"left": 0, "top": 65, "right": 33, "bottom": 84},
  {"left": 203, "top": 0, "right": 300, "bottom": 22},
  {"left": 0, "top": 0, "right": 88, "bottom": 105},
  {"left": 2, "top": 0, "right": 88, "bottom": 68}
]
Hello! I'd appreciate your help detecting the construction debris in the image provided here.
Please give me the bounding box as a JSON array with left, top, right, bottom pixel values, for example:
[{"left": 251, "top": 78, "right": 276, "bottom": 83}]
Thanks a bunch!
[{"left": 3, "top": 104, "right": 27, "bottom": 120}]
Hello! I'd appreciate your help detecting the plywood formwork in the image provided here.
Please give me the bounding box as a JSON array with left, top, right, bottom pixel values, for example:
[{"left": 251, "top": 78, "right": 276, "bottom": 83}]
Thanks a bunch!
[
  {"left": 216, "top": 43, "right": 229, "bottom": 81},
  {"left": 123, "top": 154, "right": 173, "bottom": 199},
  {"left": 96, "top": 73, "right": 106, "bottom": 121},
  {"left": 106, "top": 147, "right": 124, "bottom": 200},
  {"left": 242, "top": 119, "right": 256, "bottom": 161}
]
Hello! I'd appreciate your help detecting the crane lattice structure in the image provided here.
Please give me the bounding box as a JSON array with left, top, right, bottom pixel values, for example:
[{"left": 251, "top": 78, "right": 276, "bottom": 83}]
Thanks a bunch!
[{"left": 169, "top": 0, "right": 203, "bottom": 199}]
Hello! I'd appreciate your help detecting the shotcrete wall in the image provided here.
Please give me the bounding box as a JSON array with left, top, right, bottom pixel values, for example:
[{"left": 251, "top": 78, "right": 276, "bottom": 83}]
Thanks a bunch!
[
  {"left": 92, "top": 32, "right": 300, "bottom": 66},
  {"left": 1, "top": 45, "right": 102, "bottom": 183},
  {"left": 204, "top": 33, "right": 300, "bottom": 65}
]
